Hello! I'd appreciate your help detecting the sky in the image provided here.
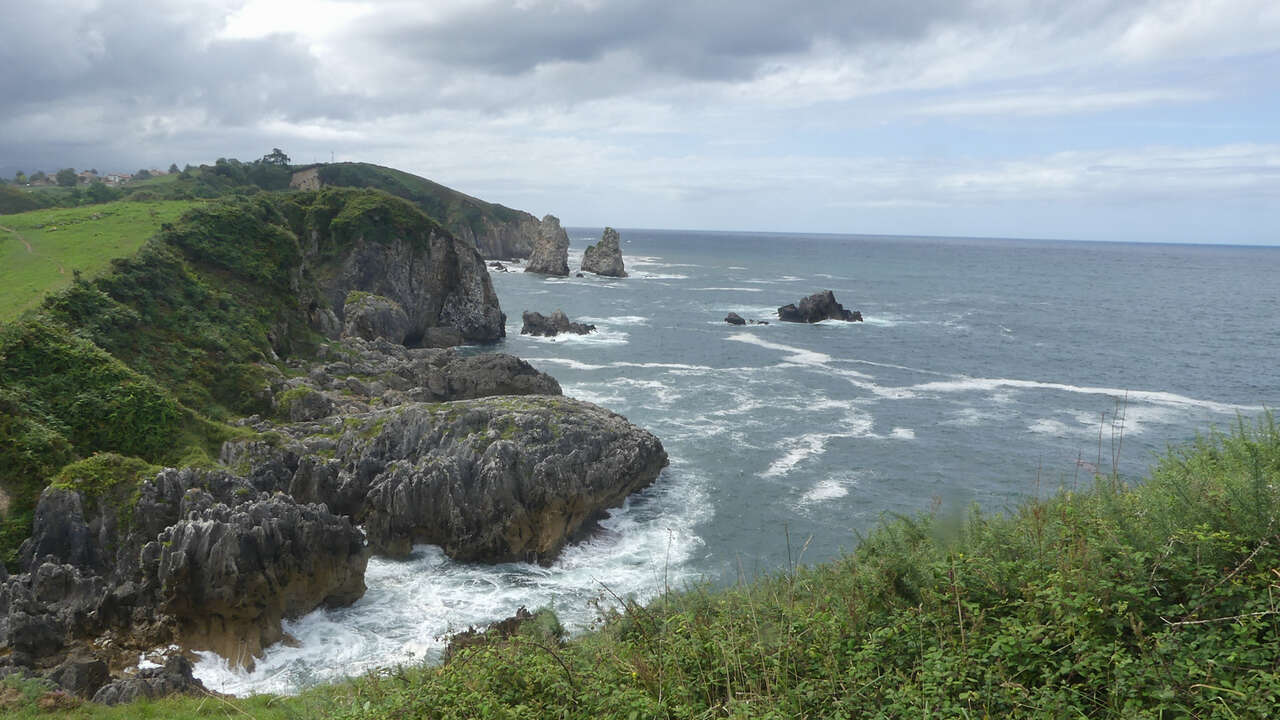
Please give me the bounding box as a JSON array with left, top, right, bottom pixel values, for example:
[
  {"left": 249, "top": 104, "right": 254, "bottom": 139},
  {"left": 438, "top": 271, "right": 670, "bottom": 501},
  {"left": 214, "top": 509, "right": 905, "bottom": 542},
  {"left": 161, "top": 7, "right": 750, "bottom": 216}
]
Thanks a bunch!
[{"left": 1, "top": 0, "right": 1277, "bottom": 244}]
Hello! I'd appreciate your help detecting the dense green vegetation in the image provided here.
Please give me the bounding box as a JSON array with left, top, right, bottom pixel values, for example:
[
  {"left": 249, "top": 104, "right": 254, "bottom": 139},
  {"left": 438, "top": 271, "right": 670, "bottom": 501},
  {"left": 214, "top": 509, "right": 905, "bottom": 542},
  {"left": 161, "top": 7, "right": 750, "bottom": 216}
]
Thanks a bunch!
[
  {"left": 0, "top": 200, "right": 198, "bottom": 321},
  {"left": 0, "top": 187, "right": 445, "bottom": 570},
  {"left": 314, "top": 162, "right": 531, "bottom": 240},
  {"left": 2, "top": 416, "right": 1275, "bottom": 718}
]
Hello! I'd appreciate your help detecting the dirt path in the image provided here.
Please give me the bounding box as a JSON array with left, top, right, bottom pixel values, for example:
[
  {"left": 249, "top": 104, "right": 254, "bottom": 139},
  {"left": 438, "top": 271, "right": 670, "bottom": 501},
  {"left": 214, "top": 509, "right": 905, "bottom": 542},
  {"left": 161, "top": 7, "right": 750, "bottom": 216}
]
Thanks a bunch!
[{"left": 0, "top": 223, "right": 32, "bottom": 253}]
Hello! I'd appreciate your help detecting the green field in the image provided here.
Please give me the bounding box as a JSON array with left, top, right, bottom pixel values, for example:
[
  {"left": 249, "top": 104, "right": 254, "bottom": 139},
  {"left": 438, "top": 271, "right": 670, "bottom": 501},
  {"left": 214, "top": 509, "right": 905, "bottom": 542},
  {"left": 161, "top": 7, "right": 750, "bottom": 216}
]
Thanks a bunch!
[{"left": 0, "top": 200, "right": 198, "bottom": 321}]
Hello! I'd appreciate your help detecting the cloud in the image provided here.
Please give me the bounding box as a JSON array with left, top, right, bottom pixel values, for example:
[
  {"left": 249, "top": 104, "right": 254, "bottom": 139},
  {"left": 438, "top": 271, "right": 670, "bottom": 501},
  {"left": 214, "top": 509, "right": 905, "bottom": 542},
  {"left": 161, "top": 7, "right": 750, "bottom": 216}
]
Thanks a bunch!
[{"left": 911, "top": 88, "right": 1213, "bottom": 118}]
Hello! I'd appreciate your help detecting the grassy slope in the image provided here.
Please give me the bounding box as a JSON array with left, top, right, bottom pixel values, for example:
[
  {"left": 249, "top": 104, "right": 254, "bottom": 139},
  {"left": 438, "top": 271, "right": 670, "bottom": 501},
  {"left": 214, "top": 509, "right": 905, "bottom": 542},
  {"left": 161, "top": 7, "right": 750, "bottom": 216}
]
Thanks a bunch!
[
  {"left": 0, "top": 200, "right": 197, "bottom": 321},
  {"left": 313, "top": 162, "right": 532, "bottom": 242},
  {"left": 0, "top": 188, "right": 456, "bottom": 569},
  {"left": 5, "top": 416, "right": 1276, "bottom": 719}
]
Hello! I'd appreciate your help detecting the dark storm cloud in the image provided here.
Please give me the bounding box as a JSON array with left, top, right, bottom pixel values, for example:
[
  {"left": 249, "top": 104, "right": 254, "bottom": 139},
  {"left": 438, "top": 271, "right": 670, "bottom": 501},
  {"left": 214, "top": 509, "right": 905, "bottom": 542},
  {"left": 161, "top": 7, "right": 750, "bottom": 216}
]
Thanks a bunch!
[
  {"left": 372, "top": 0, "right": 969, "bottom": 81},
  {"left": 0, "top": 1, "right": 351, "bottom": 124}
]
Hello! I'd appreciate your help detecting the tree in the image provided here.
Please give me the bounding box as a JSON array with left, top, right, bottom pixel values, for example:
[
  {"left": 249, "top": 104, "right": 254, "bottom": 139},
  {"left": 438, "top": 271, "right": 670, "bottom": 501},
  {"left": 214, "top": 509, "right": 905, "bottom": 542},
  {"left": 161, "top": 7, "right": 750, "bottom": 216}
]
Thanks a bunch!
[
  {"left": 86, "top": 180, "right": 121, "bottom": 203},
  {"left": 168, "top": 163, "right": 180, "bottom": 175},
  {"left": 261, "top": 148, "right": 290, "bottom": 166},
  {"left": 135, "top": 169, "right": 152, "bottom": 180},
  {"left": 29, "top": 171, "right": 46, "bottom": 184},
  {"left": 56, "top": 168, "right": 77, "bottom": 187},
  {"left": 14, "top": 171, "right": 26, "bottom": 184}
]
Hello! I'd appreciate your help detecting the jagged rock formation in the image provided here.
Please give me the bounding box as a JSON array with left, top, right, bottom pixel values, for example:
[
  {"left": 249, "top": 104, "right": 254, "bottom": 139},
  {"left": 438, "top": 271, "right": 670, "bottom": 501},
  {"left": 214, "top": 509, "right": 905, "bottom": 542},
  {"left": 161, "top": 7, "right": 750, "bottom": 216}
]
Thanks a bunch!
[
  {"left": 725, "top": 312, "right": 746, "bottom": 325},
  {"left": 777, "top": 290, "right": 864, "bottom": 323},
  {"left": 341, "top": 292, "right": 411, "bottom": 344},
  {"left": 223, "top": 395, "right": 667, "bottom": 564},
  {"left": 299, "top": 162, "right": 544, "bottom": 259},
  {"left": 524, "top": 216, "right": 570, "bottom": 276},
  {"left": 520, "top": 310, "right": 596, "bottom": 337},
  {"left": 581, "top": 227, "right": 627, "bottom": 277},
  {"left": 0, "top": 335, "right": 668, "bottom": 698}
]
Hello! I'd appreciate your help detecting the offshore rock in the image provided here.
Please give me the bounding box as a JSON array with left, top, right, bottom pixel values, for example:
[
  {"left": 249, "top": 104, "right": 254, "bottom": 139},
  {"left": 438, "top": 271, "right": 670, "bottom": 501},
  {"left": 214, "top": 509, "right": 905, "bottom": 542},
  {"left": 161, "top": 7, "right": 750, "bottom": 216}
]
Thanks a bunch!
[
  {"left": 341, "top": 292, "right": 411, "bottom": 344},
  {"left": 777, "top": 290, "right": 863, "bottom": 323},
  {"left": 581, "top": 227, "right": 627, "bottom": 277},
  {"left": 725, "top": 312, "right": 747, "bottom": 326},
  {"left": 226, "top": 395, "right": 668, "bottom": 564},
  {"left": 520, "top": 310, "right": 596, "bottom": 337},
  {"left": 524, "top": 215, "right": 570, "bottom": 276}
]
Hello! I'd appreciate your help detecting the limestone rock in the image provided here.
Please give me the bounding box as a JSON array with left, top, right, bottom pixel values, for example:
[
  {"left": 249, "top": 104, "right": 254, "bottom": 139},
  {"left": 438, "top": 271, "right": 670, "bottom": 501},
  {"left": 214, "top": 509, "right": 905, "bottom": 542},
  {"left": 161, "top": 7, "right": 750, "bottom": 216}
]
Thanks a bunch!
[
  {"left": 341, "top": 292, "right": 411, "bottom": 344},
  {"left": 91, "top": 655, "right": 207, "bottom": 705},
  {"left": 226, "top": 395, "right": 668, "bottom": 564},
  {"left": 524, "top": 215, "right": 570, "bottom": 276},
  {"left": 581, "top": 227, "right": 627, "bottom": 277},
  {"left": 316, "top": 197, "right": 506, "bottom": 345},
  {"left": 777, "top": 290, "right": 863, "bottom": 323},
  {"left": 145, "top": 493, "right": 367, "bottom": 665},
  {"left": 725, "top": 312, "right": 746, "bottom": 325},
  {"left": 520, "top": 310, "right": 596, "bottom": 337}
]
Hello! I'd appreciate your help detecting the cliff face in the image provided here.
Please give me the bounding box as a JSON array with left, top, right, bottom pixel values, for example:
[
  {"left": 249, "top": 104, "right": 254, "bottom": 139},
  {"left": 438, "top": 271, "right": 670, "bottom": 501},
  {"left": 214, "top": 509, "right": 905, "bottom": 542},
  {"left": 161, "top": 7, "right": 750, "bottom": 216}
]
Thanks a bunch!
[{"left": 298, "top": 163, "right": 544, "bottom": 260}]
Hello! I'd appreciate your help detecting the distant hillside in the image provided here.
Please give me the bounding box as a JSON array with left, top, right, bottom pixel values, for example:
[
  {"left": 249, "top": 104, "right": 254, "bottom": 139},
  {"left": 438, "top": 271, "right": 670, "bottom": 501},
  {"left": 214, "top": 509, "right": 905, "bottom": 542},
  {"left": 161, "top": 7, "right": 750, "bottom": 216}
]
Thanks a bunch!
[{"left": 295, "top": 162, "right": 542, "bottom": 259}]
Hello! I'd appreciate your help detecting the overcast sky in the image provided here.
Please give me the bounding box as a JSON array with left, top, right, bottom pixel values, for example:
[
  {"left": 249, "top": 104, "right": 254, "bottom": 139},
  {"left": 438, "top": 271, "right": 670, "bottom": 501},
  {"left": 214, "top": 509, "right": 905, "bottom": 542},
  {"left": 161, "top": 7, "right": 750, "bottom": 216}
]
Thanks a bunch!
[{"left": 2, "top": 0, "right": 1277, "bottom": 244}]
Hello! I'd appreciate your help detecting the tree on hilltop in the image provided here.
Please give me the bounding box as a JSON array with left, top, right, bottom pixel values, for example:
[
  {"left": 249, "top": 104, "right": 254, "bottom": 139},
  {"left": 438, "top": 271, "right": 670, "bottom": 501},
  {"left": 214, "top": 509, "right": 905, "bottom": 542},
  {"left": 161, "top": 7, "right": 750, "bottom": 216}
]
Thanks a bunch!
[
  {"left": 136, "top": 169, "right": 152, "bottom": 180},
  {"left": 169, "top": 163, "right": 180, "bottom": 174},
  {"left": 29, "top": 171, "right": 46, "bottom": 184},
  {"left": 56, "top": 168, "right": 77, "bottom": 187},
  {"left": 14, "top": 171, "right": 26, "bottom": 184},
  {"left": 261, "top": 148, "right": 290, "bottom": 166}
]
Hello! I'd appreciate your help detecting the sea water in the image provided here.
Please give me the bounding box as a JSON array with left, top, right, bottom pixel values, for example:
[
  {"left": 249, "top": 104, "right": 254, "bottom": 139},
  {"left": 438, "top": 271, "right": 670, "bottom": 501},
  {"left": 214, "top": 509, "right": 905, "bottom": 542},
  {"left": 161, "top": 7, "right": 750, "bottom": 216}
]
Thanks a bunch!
[{"left": 196, "top": 230, "right": 1280, "bottom": 694}]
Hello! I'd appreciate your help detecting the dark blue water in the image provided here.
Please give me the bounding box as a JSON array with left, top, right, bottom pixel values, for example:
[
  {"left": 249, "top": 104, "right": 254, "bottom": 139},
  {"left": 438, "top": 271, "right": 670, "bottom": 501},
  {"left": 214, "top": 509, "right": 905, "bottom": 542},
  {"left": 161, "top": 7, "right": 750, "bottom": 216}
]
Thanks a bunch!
[{"left": 201, "top": 230, "right": 1280, "bottom": 694}]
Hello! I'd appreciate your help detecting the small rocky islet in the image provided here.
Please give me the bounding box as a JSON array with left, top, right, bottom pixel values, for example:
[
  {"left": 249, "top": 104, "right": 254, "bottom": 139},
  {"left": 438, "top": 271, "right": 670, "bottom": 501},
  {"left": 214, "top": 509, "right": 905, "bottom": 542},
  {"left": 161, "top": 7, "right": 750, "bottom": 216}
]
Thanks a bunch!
[{"left": 0, "top": 183, "right": 666, "bottom": 704}]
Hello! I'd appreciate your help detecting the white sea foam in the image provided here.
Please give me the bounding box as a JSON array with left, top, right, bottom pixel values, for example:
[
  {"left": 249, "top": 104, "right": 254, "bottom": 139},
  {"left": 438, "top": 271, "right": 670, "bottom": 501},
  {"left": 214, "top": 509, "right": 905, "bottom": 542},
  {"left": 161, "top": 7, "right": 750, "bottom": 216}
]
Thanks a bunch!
[
  {"left": 761, "top": 412, "right": 875, "bottom": 478},
  {"left": 522, "top": 358, "right": 714, "bottom": 373},
  {"left": 1028, "top": 419, "right": 1070, "bottom": 436},
  {"left": 910, "top": 377, "right": 1261, "bottom": 415},
  {"left": 195, "top": 469, "right": 711, "bottom": 696},
  {"left": 524, "top": 357, "right": 608, "bottom": 371},
  {"left": 563, "top": 385, "right": 626, "bottom": 407},
  {"left": 798, "top": 478, "right": 850, "bottom": 505},
  {"left": 726, "top": 333, "right": 832, "bottom": 365},
  {"left": 519, "top": 329, "right": 630, "bottom": 346},
  {"left": 692, "top": 287, "right": 765, "bottom": 293},
  {"left": 889, "top": 427, "right": 916, "bottom": 440},
  {"left": 630, "top": 271, "right": 689, "bottom": 280},
  {"left": 578, "top": 315, "right": 650, "bottom": 326}
]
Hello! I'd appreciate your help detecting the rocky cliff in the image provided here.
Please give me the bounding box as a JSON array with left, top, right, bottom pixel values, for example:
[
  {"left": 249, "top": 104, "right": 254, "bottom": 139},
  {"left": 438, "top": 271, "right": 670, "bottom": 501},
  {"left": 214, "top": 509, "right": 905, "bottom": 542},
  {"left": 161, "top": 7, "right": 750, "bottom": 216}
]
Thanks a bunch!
[
  {"left": 581, "top": 227, "right": 627, "bottom": 277},
  {"left": 524, "top": 215, "right": 571, "bottom": 276}
]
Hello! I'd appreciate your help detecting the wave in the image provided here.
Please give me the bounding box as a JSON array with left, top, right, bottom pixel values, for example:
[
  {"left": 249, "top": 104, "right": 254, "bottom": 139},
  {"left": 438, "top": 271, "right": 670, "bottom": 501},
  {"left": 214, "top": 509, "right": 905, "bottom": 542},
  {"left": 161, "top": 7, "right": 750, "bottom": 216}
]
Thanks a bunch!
[
  {"left": 524, "top": 358, "right": 714, "bottom": 373},
  {"left": 726, "top": 333, "right": 833, "bottom": 366},
  {"left": 909, "top": 377, "right": 1262, "bottom": 415},
  {"left": 577, "top": 315, "right": 650, "bottom": 326},
  {"left": 797, "top": 477, "right": 851, "bottom": 505},
  {"left": 517, "top": 329, "right": 630, "bottom": 346},
  {"left": 889, "top": 427, "right": 916, "bottom": 440},
  {"left": 195, "top": 467, "right": 712, "bottom": 696},
  {"left": 692, "top": 287, "right": 765, "bottom": 293}
]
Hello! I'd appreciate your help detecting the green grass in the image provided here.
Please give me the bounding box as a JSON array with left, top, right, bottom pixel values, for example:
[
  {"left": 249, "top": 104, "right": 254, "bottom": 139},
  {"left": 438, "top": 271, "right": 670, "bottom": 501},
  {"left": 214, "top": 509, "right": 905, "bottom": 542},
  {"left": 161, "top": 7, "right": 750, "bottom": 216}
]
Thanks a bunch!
[
  {"left": 0, "top": 200, "right": 198, "bottom": 321},
  {"left": 5, "top": 414, "right": 1276, "bottom": 718}
]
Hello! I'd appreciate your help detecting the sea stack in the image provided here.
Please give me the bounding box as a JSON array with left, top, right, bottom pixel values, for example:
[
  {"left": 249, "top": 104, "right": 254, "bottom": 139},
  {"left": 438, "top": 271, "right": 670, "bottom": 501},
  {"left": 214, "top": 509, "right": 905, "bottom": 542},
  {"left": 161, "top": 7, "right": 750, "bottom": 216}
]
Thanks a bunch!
[
  {"left": 581, "top": 227, "right": 628, "bottom": 277},
  {"left": 521, "top": 310, "right": 596, "bottom": 337},
  {"left": 524, "top": 215, "right": 570, "bottom": 276},
  {"left": 777, "top": 290, "right": 863, "bottom": 323}
]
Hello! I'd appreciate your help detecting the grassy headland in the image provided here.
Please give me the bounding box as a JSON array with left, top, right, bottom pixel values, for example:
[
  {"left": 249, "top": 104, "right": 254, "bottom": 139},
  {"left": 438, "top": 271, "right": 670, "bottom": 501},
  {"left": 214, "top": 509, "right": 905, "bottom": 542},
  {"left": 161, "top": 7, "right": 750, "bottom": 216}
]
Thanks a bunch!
[
  {"left": 0, "top": 200, "right": 197, "bottom": 321},
  {"left": 3, "top": 415, "right": 1277, "bottom": 718}
]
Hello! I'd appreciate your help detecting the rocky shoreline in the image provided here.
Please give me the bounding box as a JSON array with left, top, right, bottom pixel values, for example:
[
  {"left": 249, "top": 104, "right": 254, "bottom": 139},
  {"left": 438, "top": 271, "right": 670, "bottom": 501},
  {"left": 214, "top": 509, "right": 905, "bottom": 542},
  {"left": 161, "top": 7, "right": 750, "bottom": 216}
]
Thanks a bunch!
[{"left": 0, "top": 337, "right": 667, "bottom": 701}]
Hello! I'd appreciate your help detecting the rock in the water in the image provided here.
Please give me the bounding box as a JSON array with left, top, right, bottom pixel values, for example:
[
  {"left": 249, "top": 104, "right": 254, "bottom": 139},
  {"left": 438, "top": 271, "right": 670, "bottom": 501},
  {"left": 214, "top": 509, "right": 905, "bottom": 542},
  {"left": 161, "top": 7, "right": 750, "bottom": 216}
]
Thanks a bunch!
[
  {"left": 488, "top": 261, "right": 508, "bottom": 272},
  {"left": 341, "top": 292, "right": 411, "bottom": 344},
  {"left": 777, "top": 290, "right": 863, "bottom": 323},
  {"left": 523, "top": 215, "right": 570, "bottom": 276},
  {"left": 581, "top": 227, "right": 627, "bottom": 277},
  {"left": 521, "top": 310, "right": 596, "bottom": 337},
  {"left": 725, "top": 312, "right": 746, "bottom": 326}
]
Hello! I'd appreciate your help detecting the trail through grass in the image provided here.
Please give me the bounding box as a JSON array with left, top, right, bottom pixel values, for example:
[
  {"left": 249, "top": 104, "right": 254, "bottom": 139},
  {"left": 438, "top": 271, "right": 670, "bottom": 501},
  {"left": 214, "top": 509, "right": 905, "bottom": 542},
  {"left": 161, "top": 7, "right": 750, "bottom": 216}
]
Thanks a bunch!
[{"left": 0, "top": 200, "right": 197, "bottom": 321}]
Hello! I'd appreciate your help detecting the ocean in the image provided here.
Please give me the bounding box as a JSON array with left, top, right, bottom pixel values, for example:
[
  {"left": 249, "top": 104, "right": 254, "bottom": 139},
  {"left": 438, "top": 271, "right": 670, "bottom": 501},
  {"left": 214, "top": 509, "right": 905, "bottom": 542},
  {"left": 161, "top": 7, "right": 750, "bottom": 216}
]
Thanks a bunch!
[{"left": 195, "top": 229, "right": 1280, "bottom": 695}]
